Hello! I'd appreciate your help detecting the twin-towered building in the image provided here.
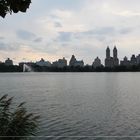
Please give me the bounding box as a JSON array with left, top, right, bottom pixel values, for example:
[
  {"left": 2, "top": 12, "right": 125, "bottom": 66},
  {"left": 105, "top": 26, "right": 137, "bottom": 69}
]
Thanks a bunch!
[
  {"left": 104, "top": 46, "right": 140, "bottom": 67},
  {"left": 105, "top": 46, "right": 119, "bottom": 67},
  {"left": 92, "top": 46, "right": 119, "bottom": 68}
]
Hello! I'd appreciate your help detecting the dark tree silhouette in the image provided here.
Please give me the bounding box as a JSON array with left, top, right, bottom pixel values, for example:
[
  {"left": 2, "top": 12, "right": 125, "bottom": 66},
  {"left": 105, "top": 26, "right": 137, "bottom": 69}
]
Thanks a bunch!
[{"left": 0, "top": 0, "right": 31, "bottom": 18}]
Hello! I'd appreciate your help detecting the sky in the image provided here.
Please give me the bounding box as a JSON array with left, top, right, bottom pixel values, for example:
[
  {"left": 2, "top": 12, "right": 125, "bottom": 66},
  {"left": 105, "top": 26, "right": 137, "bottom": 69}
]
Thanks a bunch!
[{"left": 0, "top": 0, "right": 140, "bottom": 65}]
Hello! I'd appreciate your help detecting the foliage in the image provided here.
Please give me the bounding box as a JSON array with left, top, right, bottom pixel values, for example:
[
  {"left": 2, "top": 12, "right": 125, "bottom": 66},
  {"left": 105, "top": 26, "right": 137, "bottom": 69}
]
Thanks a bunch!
[
  {"left": 0, "top": 94, "right": 39, "bottom": 140},
  {"left": 0, "top": 0, "right": 31, "bottom": 18},
  {"left": 0, "top": 63, "right": 22, "bottom": 72}
]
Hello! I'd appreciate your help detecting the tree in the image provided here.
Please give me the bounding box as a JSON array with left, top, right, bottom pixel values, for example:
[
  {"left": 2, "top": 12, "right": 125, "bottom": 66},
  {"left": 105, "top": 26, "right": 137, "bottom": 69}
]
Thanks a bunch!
[
  {"left": 0, "top": 0, "right": 31, "bottom": 18},
  {"left": 0, "top": 94, "right": 39, "bottom": 140}
]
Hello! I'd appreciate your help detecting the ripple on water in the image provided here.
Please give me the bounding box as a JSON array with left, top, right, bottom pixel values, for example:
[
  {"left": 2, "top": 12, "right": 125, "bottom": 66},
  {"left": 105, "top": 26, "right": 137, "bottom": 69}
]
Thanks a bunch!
[{"left": 1, "top": 73, "right": 140, "bottom": 138}]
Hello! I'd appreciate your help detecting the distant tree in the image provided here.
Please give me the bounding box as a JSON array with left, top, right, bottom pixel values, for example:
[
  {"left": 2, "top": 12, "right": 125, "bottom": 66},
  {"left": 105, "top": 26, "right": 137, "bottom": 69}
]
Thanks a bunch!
[
  {"left": 0, "top": 0, "right": 31, "bottom": 18},
  {"left": 0, "top": 94, "right": 39, "bottom": 140}
]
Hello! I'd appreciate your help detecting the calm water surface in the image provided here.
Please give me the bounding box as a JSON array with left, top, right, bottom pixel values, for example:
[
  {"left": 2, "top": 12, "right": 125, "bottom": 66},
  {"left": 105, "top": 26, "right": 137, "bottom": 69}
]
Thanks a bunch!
[{"left": 0, "top": 72, "right": 140, "bottom": 140}]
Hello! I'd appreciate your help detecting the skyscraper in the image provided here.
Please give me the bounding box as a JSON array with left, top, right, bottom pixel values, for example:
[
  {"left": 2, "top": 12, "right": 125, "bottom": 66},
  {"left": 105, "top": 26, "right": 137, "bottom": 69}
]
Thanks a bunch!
[
  {"left": 105, "top": 46, "right": 113, "bottom": 67},
  {"left": 113, "top": 46, "right": 119, "bottom": 66},
  {"left": 113, "top": 46, "right": 117, "bottom": 58},
  {"left": 106, "top": 46, "right": 110, "bottom": 59}
]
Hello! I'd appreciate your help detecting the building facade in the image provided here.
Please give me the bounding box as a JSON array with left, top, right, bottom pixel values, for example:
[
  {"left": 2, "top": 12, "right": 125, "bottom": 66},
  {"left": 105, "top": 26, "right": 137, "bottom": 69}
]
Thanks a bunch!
[
  {"left": 36, "top": 58, "right": 51, "bottom": 67},
  {"left": 120, "top": 56, "right": 130, "bottom": 66},
  {"left": 5, "top": 58, "right": 13, "bottom": 66},
  {"left": 52, "top": 57, "right": 67, "bottom": 68},
  {"left": 130, "top": 55, "right": 137, "bottom": 65},
  {"left": 69, "top": 55, "right": 84, "bottom": 67},
  {"left": 136, "top": 54, "right": 140, "bottom": 64},
  {"left": 92, "top": 57, "right": 102, "bottom": 68}
]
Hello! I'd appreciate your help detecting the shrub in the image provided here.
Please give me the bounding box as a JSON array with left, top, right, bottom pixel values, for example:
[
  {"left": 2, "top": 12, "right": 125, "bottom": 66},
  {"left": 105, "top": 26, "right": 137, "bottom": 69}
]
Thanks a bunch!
[{"left": 0, "top": 94, "right": 39, "bottom": 140}]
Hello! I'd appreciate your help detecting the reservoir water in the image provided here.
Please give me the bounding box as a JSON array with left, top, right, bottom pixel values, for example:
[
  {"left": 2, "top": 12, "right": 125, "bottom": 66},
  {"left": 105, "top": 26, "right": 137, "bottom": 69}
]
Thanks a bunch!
[{"left": 0, "top": 72, "right": 140, "bottom": 140}]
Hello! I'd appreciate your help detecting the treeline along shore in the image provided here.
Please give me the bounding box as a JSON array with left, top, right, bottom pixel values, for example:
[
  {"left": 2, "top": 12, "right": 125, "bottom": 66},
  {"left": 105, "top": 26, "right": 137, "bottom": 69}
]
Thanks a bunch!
[{"left": 1, "top": 63, "right": 140, "bottom": 72}]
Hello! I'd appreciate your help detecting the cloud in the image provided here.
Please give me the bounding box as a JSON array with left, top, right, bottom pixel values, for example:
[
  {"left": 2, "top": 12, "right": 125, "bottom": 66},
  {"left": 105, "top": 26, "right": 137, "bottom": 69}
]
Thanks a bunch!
[
  {"left": 54, "top": 22, "right": 63, "bottom": 28},
  {"left": 0, "top": 42, "right": 8, "bottom": 51},
  {"left": 0, "top": 37, "right": 5, "bottom": 40},
  {"left": 77, "top": 27, "right": 116, "bottom": 36},
  {"left": 119, "top": 27, "right": 134, "bottom": 35},
  {"left": 55, "top": 26, "right": 117, "bottom": 43},
  {"left": 34, "top": 37, "right": 43, "bottom": 43},
  {"left": 32, "top": 0, "right": 85, "bottom": 12},
  {"left": 0, "top": 42, "right": 20, "bottom": 51},
  {"left": 57, "top": 32, "right": 72, "bottom": 42},
  {"left": 115, "top": 11, "right": 140, "bottom": 17},
  {"left": 16, "top": 30, "right": 36, "bottom": 40}
]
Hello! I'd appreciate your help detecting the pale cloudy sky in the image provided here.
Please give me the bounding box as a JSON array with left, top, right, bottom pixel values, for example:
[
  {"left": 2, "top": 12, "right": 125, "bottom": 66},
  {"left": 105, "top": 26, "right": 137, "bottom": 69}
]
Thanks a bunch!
[{"left": 0, "top": 0, "right": 140, "bottom": 65}]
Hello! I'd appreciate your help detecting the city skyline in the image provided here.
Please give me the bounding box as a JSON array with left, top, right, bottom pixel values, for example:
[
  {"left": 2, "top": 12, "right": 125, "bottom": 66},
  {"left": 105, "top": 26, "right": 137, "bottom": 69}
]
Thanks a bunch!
[
  {"left": 1, "top": 0, "right": 140, "bottom": 64},
  {"left": 0, "top": 45, "right": 139, "bottom": 66},
  {"left": 1, "top": 46, "right": 140, "bottom": 67}
]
